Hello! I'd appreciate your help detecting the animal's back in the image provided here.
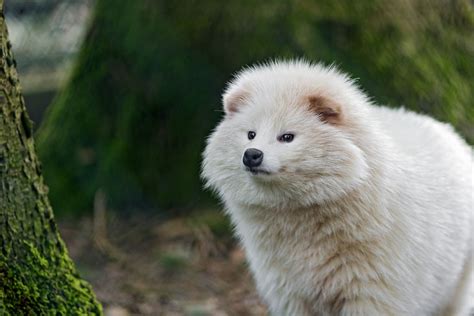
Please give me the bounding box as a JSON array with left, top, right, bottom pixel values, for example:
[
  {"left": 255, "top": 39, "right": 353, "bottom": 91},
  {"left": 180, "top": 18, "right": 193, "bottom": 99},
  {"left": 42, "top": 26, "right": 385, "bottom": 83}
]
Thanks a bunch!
[
  {"left": 371, "top": 105, "right": 472, "bottom": 200},
  {"left": 371, "top": 104, "right": 472, "bottom": 222},
  {"left": 372, "top": 104, "right": 474, "bottom": 315},
  {"left": 370, "top": 105, "right": 471, "bottom": 165}
]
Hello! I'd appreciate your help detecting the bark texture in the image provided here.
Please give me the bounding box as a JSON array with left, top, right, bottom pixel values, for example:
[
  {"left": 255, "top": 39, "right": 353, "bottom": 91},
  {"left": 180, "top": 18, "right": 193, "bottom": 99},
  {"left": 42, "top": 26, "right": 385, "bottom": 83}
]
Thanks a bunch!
[{"left": 0, "top": 4, "right": 102, "bottom": 315}]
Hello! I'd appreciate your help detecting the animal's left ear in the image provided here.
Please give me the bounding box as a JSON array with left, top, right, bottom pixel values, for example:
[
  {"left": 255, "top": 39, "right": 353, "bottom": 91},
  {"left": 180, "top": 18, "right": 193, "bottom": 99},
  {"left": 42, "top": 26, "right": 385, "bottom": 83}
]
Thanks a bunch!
[{"left": 307, "top": 95, "right": 343, "bottom": 125}]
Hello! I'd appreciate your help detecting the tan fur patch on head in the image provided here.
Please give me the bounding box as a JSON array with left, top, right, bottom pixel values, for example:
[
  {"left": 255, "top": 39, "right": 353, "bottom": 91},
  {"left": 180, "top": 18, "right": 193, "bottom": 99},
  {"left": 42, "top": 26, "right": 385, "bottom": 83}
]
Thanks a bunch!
[{"left": 307, "top": 95, "right": 343, "bottom": 125}]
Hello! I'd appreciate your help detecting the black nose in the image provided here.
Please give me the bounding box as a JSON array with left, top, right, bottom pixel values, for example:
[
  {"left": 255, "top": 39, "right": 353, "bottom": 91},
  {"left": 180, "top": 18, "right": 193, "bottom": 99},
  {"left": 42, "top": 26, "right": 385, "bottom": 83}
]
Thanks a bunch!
[{"left": 243, "top": 148, "right": 264, "bottom": 168}]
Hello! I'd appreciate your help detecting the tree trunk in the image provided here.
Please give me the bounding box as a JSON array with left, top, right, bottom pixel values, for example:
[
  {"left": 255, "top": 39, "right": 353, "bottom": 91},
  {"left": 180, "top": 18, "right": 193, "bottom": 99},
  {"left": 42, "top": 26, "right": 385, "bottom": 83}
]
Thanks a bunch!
[{"left": 0, "top": 3, "right": 102, "bottom": 314}]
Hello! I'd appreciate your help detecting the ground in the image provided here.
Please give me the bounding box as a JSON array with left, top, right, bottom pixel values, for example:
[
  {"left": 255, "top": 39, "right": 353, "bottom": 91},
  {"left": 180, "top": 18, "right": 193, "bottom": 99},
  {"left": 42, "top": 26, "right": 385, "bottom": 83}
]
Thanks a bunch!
[{"left": 58, "top": 211, "right": 266, "bottom": 316}]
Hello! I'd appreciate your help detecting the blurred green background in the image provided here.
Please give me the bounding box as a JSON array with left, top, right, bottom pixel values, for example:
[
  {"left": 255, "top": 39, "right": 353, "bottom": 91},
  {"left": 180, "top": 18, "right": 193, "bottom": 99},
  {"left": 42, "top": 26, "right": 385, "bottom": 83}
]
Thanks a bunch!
[{"left": 9, "top": 0, "right": 474, "bottom": 216}]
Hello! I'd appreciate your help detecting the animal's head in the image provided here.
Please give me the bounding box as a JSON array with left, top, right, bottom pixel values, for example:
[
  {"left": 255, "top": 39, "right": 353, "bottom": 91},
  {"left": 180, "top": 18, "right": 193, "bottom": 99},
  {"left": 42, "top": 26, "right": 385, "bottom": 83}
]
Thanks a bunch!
[{"left": 202, "top": 61, "right": 374, "bottom": 210}]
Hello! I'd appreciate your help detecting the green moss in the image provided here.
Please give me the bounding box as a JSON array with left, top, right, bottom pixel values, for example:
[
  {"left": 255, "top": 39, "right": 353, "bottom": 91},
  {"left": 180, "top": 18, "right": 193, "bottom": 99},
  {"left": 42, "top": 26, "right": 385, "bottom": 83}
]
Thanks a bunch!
[
  {"left": 0, "top": 242, "right": 102, "bottom": 315},
  {"left": 38, "top": 0, "right": 474, "bottom": 215},
  {"left": 159, "top": 253, "right": 188, "bottom": 272}
]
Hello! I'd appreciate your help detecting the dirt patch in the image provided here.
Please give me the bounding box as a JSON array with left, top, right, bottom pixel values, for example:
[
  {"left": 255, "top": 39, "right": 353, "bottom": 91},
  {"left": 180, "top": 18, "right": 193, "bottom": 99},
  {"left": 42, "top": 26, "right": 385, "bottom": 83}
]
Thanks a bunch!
[{"left": 58, "top": 212, "right": 266, "bottom": 316}]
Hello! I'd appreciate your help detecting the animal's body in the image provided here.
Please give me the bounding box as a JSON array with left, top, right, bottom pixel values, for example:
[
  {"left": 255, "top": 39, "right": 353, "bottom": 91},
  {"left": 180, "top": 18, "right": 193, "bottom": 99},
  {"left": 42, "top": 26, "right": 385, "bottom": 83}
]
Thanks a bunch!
[{"left": 202, "top": 61, "right": 473, "bottom": 315}]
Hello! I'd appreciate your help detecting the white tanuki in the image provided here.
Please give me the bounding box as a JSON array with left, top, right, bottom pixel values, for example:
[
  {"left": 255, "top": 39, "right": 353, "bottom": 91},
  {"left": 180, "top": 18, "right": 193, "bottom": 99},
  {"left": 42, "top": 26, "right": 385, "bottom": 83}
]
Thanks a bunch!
[{"left": 202, "top": 61, "right": 473, "bottom": 316}]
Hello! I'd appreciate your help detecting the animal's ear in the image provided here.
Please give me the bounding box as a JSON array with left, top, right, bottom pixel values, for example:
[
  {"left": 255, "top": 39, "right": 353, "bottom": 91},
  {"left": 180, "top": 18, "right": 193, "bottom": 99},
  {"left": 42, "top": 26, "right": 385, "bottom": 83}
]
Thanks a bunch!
[
  {"left": 307, "top": 95, "right": 343, "bottom": 125},
  {"left": 222, "top": 85, "right": 250, "bottom": 116}
]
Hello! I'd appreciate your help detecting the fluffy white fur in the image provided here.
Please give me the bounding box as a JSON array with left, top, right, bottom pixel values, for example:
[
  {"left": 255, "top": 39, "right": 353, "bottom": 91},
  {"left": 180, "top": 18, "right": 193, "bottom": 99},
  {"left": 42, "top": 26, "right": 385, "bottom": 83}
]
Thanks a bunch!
[{"left": 201, "top": 60, "right": 473, "bottom": 316}]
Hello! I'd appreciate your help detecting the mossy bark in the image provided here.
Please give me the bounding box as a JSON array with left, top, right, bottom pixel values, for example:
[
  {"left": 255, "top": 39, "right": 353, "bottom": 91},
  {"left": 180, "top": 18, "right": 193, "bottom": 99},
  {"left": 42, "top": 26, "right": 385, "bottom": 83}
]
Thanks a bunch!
[{"left": 0, "top": 4, "right": 102, "bottom": 315}]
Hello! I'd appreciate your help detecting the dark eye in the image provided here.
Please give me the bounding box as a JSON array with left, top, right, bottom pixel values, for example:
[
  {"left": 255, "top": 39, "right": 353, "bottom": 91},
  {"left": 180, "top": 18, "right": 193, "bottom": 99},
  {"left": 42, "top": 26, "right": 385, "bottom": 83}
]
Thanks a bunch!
[
  {"left": 248, "top": 131, "right": 256, "bottom": 140},
  {"left": 279, "top": 133, "right": 294, "bottom": 143}
]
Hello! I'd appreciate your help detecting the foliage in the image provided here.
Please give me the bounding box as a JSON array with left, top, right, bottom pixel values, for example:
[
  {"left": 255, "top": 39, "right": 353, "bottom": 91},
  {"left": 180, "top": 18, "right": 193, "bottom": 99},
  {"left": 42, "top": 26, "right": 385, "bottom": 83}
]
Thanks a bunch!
[{"left": 37, "top": 0, "right": 474, "bottom": 215}]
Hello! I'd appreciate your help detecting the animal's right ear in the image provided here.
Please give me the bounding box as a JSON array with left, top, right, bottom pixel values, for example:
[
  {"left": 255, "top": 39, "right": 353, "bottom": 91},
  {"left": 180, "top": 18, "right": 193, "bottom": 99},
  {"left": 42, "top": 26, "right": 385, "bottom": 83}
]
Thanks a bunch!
[{"left": 222, "top": 84, "right": 250, "bottom": 116}]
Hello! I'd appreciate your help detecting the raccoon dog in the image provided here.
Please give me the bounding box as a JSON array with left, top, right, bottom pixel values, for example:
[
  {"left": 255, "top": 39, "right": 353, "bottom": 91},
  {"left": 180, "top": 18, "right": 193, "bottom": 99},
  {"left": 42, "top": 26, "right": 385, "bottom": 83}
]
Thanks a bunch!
[{"left": 202, "top": 61, "right": 473, "bottom": 316}]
